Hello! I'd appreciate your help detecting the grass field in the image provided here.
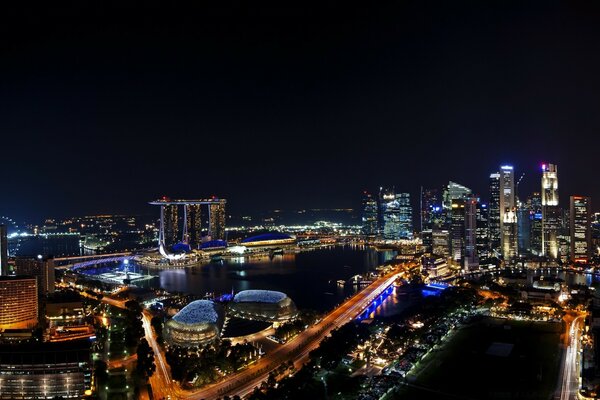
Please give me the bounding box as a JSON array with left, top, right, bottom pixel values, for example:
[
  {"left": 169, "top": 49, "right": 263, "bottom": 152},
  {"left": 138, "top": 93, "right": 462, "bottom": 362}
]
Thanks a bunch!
[{"left": 394, "top": 317, "right": 563, "bottom": 400}]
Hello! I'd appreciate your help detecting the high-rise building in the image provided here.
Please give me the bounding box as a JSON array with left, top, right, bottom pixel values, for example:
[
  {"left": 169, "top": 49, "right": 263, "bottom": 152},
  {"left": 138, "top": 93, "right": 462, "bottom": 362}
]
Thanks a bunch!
[
  {"left": 0, "top": 276, "right": 38, "bottom": 330},
  {"left": 186, "top": 204, "right": 203, "bottom": 248},
  {"left": 443, "top": 181, "right": 471, "bottom": 230},
  {"left": 164, "top": 204, "right": 179, "bottom": 246},
  {"left": 432, "top": 230, "right": 451, "bottom": 258},
  {"left": 517, "top": 199, "right": 531, "bottom": 255},
  {"left": 15, "top": 256, "right": 55, "bottom": 294},
  {"left": 476, "top": 202, "right": 490, "bottom": 260},
  {"left": 420, "top": 188, "right": 441, "bottom": 231},
  {"left": 451, "top": 199, "right": 466, "bottom": 264},
  {"left": 208, "top": 201, "right": 227, "bottom": 240},
  {"left": 488, "top": 173, "right": 501, "bottom": 256},
  {"left": 463, "top": 196, "right": 479, "bottom": 270},
  {"left": 0, "top": 225, "right": 7, "bottom": 276},
  {"left": 541, "top": 163, "right": 559, "bottom": 259},
  {"left": 397, "top": 193, "right": 413, "bottom": 240},
  {"left": 379, "top": 189, "right": 413, "bottom": 240},
  {"left": 499, "top": 165, "right": 517, "bottom": 261},
  {"left": 570, "top": 196, "right": 592, "bottom": 263},
  {"left": 529, "top": 192, "right": 543, "bottom": 255},
  {"left": 361, "top": 191, "right": 379, "bottom": 236}
]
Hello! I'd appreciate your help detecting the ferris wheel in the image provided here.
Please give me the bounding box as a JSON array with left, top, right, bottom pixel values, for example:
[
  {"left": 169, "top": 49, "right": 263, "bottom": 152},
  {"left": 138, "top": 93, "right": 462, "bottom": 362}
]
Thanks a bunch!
[{"left": 0, "top": 216, "right": 22, "bottom": 256}]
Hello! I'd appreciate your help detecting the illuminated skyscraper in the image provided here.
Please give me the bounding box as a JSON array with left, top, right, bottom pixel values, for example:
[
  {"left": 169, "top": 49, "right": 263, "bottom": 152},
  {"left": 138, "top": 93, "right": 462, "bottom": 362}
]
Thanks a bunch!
[
  {"left": 488, "top": 173, "right": 501, "bottom": 256},
  {"left": 397, "top": 193, "right": 413, "bottom": 239},
  {"left": 164, "top": 204, "right": 179, "bottom": 246},
  {"left": 379, "top": 188, "right": 412, "bottom": 240},
  {"left": 0, "top": 225, "right": 7, "bottom": 276},
  {"left": 463, "top": 196, "right": 479, "bottom": 270},
  {"left": 443, "top": 181, "right": 471, "bottom": 229},
  {"left": 570, "top": 196, "right": 591, "bottom": 263},
  {"left": 541, "top": 163, "right": 559, "bottom": 259},
  {"left": 186, "top": 204, "right": 203, "bottom": 248},
  {"left": 476, "top": 202, "right": 489, "bottom": 260},
  {"left": 529, "top": 192, "right": 543, "bottom": 255},
  {"left": 361, "top": 191, "right": 378, "bottom": 236},
  {"left": 517, "top": 199, "right": 531, "bottom": 255},
  {"left": 499, "top": 165, "right": 517, "bottom": 261},
  {"left": 420, "top": 187, "right": 441, "bottom": 231},
  {"left": 209, "top": 201, "right": 227, "bottom": 240},
  {"left": 451, "top": 199, "right": 465, "bottom": 264},
  {"left": 0, "top": 276, "right": 38, "bottom": 329}
]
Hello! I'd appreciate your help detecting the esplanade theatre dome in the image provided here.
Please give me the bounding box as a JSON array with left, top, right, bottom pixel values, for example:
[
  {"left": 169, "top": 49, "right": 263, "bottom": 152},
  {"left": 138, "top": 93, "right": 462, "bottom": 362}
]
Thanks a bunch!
[
  {"left": 228, "top": 290, "right": 297, "bottom": 323},
  {"left": 164, "top": 300, "right": 224, "bottom": 347}
]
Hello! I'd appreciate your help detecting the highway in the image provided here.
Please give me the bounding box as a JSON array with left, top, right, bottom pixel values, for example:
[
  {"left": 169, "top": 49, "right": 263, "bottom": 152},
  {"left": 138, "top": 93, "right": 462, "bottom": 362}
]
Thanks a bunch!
[
  {"left": 100, "top": 267, "right": 405, "bottom": 399},
  {"left": 557, "top": 314, "right": 584, "bottom": 400}
]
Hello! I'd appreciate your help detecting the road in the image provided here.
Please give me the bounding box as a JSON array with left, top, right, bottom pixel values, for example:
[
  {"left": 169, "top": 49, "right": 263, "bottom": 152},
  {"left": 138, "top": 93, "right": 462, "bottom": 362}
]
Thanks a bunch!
[
  {"left": 556, "top": 314, "right": 584, "bottom": 400},
  {"left": 101, "top": 268, "right": 405, "bottom": 400}
]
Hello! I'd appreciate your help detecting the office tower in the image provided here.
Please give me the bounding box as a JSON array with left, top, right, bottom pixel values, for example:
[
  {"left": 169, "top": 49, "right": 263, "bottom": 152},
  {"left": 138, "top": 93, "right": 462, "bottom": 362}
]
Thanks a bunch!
[
  {"left": 0, "top": 225, "right": 7, "bottom": 276},
  {"left": 541, "top": 163, "right": 559, "bottom": 259},
  {"left": 443, "top": 181, "right": 471, "bottom": 229},
  {"left": 432, "top": 230, "right": 451, "bottom": 258},
  {"left": 397, "top": 193, "right": 413, "bottom": 239},
  {"left": 476, "top": 202, "right": 489, "bottom": 260},
  {"left": 186, "top": 204, "right": 203, "bottom": 248},
  {"left": 164, "top": 204, "right": 179, "bottom": 246},
  {"left": 451, "top": 199, "right": 466, "bottom": 264},
  {"left": 570, "top": 196, "right": 591, "bottom": 263},
  {"left": 463, "top": 196, "right": 479, "bottom": 270},
  {"left": 0, "top": 276, "right": 38, "bottom": 329},
  {"left": 499, "top": 165, "right": 517, "bottom": 261},
  {"left": 517, "top": 199, "right": 531, "bottom": 255},
  {"left": 529, "top": 192, "right": 543, "bottom": 255},
  {"left": 15, "top": 256, "right": 55, "bottom": 294},
  {"left": 488, "top": 172, "right": 501, "bottom": 256},
  {"left": 361, "top": 191, "right": 379, "bottom": 236},
  {"left": 420, "top": 188, "right": 440, "bottom": 231},
  {"left": 208, "top": 201, "right": 226, "bottom": 240}
]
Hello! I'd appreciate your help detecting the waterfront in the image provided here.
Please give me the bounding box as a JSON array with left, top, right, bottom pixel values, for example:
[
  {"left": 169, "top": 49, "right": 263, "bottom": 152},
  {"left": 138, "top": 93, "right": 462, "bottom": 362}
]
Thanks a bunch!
[{"left": 142, "top": 245, "right": 398, "bottom": 312}]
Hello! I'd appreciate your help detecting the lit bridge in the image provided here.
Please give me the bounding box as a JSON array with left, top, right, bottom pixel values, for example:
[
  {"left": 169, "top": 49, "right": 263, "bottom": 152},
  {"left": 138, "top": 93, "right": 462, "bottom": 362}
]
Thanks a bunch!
[{"left": 53, "top": 252, "right": 136, "bottom": 270}]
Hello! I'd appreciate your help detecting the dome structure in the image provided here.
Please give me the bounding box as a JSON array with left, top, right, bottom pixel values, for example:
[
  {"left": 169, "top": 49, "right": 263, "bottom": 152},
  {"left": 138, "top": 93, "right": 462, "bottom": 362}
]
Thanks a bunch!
[
  {"left": 228, "top": 290, "right": 297, "bottom": 322},
  {"left": 164, "top": 300, "right": 224, "bottom": 347}
]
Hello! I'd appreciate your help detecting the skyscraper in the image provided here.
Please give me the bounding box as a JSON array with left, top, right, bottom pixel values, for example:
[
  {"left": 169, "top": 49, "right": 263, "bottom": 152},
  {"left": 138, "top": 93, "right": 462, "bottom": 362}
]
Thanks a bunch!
[
  {"left": 463, "top": 196, "right": 479, "bottom": 270},
  {"left": 476, "top": 202, "right": 489, "bottom": 260},
  {"left": 570, "top": 196, "right": 592, "bottom": 263},
  {"left": 379, "top": 189, "right": 413, "bottom": 240},
  {"left": 541, "top": 163, "right": 559, "bottom": 259},
  {"left": 517, "top": 198, "right": 531, "bottom": 255},
  {"left": 164, "top": 204, "right": 179, "bottom": 246},
  {"left": 420, "top": 187, "right": 440, "bottom": 231},
  {"left": 0, "top": 225, "right": 7, "bottom": 276},
  {"left": 397, "top": 193, "right": 413, "bottom": 239},
  {"left": 443, "top": 181, "right": 471, "bottom": 229},
  {"left": 186, "top": 204, "right": 203, "bottom": 248},
  {"left": 488, "top": 173, "right": 501, "bottom": 256},
  {"left": 451, "top": 199, "right": 466, "bottom": 264},
  {"left": 361, "top": 191, "right": 378, "bottom": 236},
  {"left": 0, "top": 276, "right": 38, "bottom": 329},
  {"left": 529, "top": 192, "right": 543, "bottom": 255},
  {"left": 499, "top": 165, "right": 517, "bottom": 261},
  {"left": 208, "top": 201, "right": 227, "bottom": 240}
]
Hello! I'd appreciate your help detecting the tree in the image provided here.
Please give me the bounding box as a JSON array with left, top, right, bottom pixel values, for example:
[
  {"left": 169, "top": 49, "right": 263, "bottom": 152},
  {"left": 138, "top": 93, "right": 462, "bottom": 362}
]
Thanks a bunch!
[{"left": 136, "top": 338, "right": 156, "bottom": 380}]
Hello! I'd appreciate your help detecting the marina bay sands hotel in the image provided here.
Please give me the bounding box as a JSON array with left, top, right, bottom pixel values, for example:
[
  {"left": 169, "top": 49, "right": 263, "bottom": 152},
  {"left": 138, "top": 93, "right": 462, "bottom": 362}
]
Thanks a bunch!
[{"left": 149, "top": 198, "right": 226, "bottom": 250}]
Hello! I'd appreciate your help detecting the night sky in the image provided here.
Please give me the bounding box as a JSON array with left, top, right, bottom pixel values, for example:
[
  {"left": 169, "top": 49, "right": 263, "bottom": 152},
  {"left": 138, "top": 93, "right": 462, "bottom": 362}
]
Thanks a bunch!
[{"left": 2, "top": 2, "right": 600, "bottom": 222}]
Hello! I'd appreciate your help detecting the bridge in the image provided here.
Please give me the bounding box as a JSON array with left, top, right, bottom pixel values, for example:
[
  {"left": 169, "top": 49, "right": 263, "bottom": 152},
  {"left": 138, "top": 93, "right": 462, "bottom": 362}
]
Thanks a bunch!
[{"left": 54, "top": 252, "right": 136, "bottom": 270}]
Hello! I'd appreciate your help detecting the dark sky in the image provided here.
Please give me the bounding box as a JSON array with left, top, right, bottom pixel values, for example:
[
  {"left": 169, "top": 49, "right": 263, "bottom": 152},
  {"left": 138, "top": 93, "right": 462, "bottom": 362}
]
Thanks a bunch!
[{"left": 2, "top": 1, "right": 600, "bottom": 222}]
